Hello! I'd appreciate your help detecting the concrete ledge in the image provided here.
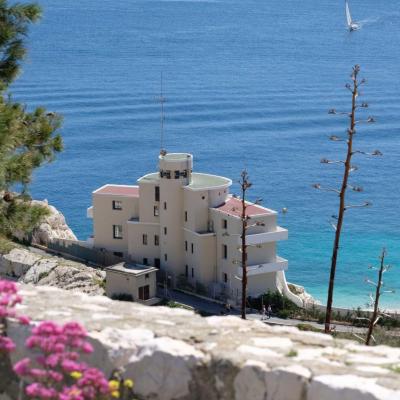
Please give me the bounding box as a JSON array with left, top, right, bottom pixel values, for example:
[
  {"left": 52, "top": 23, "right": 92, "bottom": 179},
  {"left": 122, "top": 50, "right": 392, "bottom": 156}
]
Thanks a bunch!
[{"left": 3, "top": 284, "right": 400, "bottom": 400}]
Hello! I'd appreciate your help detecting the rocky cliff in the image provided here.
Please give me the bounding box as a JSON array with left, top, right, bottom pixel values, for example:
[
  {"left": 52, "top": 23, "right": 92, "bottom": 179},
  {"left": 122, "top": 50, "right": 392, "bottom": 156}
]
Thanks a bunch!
[
  {"left": 13, "top": 199, "right": 77, "bottom": 245},
  {"left": 0, "top": 247, "right": 105, "bottom": 295},
  {"left": 0, "top": 200, "right": 105, "bottom": 296},
  {"left": 2, "top": 285, "right": 400, "bottom": 400}
]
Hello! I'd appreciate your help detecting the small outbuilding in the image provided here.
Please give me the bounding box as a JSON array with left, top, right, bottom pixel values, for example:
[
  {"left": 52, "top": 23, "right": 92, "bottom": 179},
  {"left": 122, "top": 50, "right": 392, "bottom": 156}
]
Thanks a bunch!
[{"left": 105, "top": 262, "right": 159, "bottom": 305}]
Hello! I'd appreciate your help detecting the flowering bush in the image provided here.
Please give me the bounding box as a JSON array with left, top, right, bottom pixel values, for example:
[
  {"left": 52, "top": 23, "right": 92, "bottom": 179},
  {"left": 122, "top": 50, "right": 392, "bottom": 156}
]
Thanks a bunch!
[
  {"left": 0, "top": 280, "right": 136, "bottom": 400},
  {"left": 0, "top": 280, "right": 29, "bottom": 353}
]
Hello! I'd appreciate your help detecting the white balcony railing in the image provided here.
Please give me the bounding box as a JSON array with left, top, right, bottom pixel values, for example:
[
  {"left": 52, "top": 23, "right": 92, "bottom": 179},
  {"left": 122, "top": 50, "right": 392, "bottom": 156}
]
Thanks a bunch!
[
  {"left": 237, "top": 226, "right": 288, "bottom": 246},
  {"left": 237, "top": 256, "right": 288, "bottom": 277},
  {"left": 87, "top": 206, "right": 93, "bottom": 219}
]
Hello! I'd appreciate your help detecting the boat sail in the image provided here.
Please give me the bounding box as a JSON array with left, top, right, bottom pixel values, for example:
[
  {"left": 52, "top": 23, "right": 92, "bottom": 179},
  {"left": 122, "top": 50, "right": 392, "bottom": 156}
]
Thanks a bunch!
[{"left": 345, "top": 0, "right": 359, "bottom": 31}]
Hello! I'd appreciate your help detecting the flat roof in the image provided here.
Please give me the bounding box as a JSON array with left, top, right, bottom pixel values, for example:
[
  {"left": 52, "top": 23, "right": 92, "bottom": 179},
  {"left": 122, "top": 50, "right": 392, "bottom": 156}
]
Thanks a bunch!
[
  {"left": 137, "top": 172, "right": 160, "bottom": 184},
  {"left": 213, "top": 196, "right": 273, "bottom": 218},
  {"left": 94, "top": 185, "right": 139, "bottom": 197},
  {"left": 106, "top": 262, "right": 157, "bottom": 276},
  {"left": 186, "top": 173, "right": 232, "bottom": 191},
  {"left": 159, "top": 153, "right": 192, "bottom": 161}
]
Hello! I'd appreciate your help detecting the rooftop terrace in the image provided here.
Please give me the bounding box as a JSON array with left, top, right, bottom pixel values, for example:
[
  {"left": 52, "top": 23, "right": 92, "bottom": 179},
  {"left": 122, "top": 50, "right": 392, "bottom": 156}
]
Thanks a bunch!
[
  {"left": 106, "top": 262, "right": 157, "bottom": 276},
  {"left": 94, "top": 185, "right": 139, "bottom": 197},
  {"left": 186, "top": 173, "right": 231, "bottom": 191},
  {"left": 214, "top": 196, "right": 274, "bottom": 218}
]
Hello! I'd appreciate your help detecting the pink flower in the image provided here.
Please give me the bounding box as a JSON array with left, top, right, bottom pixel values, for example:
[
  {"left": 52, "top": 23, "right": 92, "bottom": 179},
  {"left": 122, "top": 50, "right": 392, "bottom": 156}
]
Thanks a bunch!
[
  {"left": 29, "top": 368, "right": 48, "bottom": 379},
  {"left": 80, "top": 342, "right": 93, "bottom": 354},
  {"left": 59, "top": 386, "right": 84, "bottom": 400},
  {"left": 25, "top": 383, "right": 57, "bottom": 399},
  {"left": 47, "top": 370, "right": 63, "bottom": 382},
  {"left": 61, "top": 359, "right": 84, "bottom": 373},
  {"left": 0, "top": 336, "right": 16, "bottom": 352},
  {"left": 18, "top": 315, "right": 31, "bottom": 325},
  {"left": 14, "top": 358, "right": 31, "bottom": 375}
]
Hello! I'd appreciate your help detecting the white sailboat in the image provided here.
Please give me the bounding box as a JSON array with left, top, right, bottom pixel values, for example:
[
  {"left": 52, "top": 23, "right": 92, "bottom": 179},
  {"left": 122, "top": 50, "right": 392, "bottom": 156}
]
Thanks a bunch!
[{"left": 345, "top": 0, "right": 359, "bottom": 31}]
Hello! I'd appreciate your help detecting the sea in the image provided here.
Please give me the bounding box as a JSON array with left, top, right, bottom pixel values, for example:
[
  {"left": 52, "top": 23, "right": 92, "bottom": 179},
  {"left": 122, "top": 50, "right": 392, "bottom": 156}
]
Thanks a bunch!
[{"left": 10, "top": 0, "right": 400, "bottom": 308}]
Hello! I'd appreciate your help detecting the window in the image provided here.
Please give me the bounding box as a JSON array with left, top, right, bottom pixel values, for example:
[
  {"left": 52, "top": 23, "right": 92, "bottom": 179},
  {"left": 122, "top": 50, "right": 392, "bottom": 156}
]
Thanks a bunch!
[
  {"left": 202, "top": 196, "right": 205, "bottom": 200},
  {"left": 185, "top": 241, "right": 188, "bottom": 251},
  {"left": 154, "top": 205, "right": 159, "bottom": 216},
  {"left": 164, "top": 227, "right": 167, "bottom": 235},
  {"left": 182, "top": 170, "right": 188, "bottom": 178},
  {"left": 222, "top": 219, "right": 228, "bottom": 229},
  {"left": 191, "top": 268, "right": 194, "bottom": 278},
  {"left": 154, "top": 258, "right": 160, "bottom": 269},
  {"left": 164, "top": 202, "right": 167, "bottom": 210},
  {"left": 142, "top": 234, "right": 148, "bottom": 245},
  {"left": 113, "top": 225, "right": 123, "bottom": 239},
  {"left": 112, "top": 200, "right": 122, "bottom": 210},
  {"left": 191, "top": 243, "right": 194, "bottom": 254},
  {"left": 223, "top": 273, "right": 228, "bottom": 283},
  {"left": 155, "top": 186, "right": 160, "bottom": 201},
  {"left": 184, "top": 211, "right": 188, "bottom": 222},
  {"left": 143, "top": 257, "right": 148, "bottom": 265},
  {"left": 154, "top": 235, "right": 159, "bottom": 246},
  {"left": 165, "top": 170, "right": 171, "bottom": 179},
  {"left": 185, "top": 265, "right": 188, "bottom": 277},
  {"left": 222, "top": 244, "right": 227, "bottom": 259},
  {"left": 138, "top": 285, "right": 150, "bottom": 301},
  {"left": 145, "top": 273, "right": 149, "bottom": 279},
  {"left": 164, "top": 253, "right": 168, "bottom": 261},
  {"left": 113, "top": 251, "right": 123, "bottom": 257},
  {"left": 174, "top": 170, "right": 180, "bottom": 179}
]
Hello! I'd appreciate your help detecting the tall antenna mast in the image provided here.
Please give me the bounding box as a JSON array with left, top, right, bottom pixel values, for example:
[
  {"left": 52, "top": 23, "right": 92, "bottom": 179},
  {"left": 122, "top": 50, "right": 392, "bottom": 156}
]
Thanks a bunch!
[{"left": 158, "top": 72, "right": 167, "bottom": 156}]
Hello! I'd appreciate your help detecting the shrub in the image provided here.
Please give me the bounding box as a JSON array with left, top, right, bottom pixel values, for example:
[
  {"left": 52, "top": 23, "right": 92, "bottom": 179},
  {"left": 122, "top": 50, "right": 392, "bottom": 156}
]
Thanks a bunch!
[
  {"left": 276, "top": 309, "right": 290, "bottom": 319},
  {"left": 111, "top": 293, "right": 133, "bottom": 302},
  {"left": 248, "top": 290, "right": 301, "bottom": 318}
]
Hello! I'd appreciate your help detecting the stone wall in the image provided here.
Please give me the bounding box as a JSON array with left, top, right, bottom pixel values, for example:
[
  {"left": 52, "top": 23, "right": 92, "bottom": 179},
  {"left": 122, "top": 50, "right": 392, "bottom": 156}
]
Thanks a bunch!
[{"left": 2, "top": 285, "right": 400, "bottom": 400}]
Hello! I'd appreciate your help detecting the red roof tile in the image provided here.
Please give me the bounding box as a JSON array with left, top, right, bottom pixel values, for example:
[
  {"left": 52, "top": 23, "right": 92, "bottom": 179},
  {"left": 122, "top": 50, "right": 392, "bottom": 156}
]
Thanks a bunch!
[
  {"left": 95, "top": 185, "right": 139, "bottom": 197},
  {"left": 214, "top": 197, "right": 271, "bottom": 217}
]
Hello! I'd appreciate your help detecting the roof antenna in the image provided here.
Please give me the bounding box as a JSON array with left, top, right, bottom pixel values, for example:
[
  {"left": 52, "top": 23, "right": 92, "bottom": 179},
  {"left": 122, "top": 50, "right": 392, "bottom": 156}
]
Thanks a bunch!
[{"left": 158, "top": 72, "right": 167, "bottom": 156}]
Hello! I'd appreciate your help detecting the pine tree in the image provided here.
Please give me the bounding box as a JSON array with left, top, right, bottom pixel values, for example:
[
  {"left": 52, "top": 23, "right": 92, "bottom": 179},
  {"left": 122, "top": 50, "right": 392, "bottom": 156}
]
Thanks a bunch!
[{"left": 0, "top": 0, "right": 63, "bottom": 238}]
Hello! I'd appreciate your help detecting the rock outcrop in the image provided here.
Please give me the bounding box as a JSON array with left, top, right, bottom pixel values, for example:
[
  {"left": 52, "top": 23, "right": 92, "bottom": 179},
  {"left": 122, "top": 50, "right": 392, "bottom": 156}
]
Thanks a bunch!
[
  {"left": 0, "top": 248, "right": 105, "bottom": 295},
  {"left": 13, "top": 199, "right": 77, "bottom": 244},
  {"left": 288, "top": 283, "right": 320, "bottom": 306},
  {"left": 2, "top": 285, "right": 400, "bottom": 400}
]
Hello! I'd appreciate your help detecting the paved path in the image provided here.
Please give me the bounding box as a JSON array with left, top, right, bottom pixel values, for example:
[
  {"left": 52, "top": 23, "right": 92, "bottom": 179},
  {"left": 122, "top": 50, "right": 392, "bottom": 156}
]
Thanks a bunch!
[{"left": 164, "top": 289, "right": 366, "bottom": 334}]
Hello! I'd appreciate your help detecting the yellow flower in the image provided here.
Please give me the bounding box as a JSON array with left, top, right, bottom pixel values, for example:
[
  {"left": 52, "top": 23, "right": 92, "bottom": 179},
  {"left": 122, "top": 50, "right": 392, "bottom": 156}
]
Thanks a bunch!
[
  {"left": 111, "top": 390, "right": 120, "bottom": 398},
  {"left": 70, "top": 371, "right": 82, "bottom": 380},
  {"left": 123, "top": 379, "right": 134, "bottom": 389},
  {"left": 109, "top": 380, "right": 120, "bottom": 391}
]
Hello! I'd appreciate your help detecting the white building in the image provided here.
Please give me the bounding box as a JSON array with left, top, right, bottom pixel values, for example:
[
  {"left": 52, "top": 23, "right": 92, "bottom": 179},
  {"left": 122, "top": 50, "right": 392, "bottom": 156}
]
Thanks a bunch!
[
  {"left": 105, "top": 262, "right": 159, "bottom": 305},
  {"left": 88, "top": 152, "right": 299, "bottom": 305}
]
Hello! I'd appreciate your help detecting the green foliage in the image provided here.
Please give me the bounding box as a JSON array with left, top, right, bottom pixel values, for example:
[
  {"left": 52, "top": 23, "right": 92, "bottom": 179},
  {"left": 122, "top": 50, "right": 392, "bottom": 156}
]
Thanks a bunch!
[
  {"left": 0, "top": 234, "right": 20, "bottom": 253},
  {"left": 0, "top": 0, "right": 42, "bottom": 88},
  {"left": 0, "top": 0, "right": 63, "bottom": 238},
  {"left": 296, "top": 323, "right": 321, "bottom": 333},
  {"left": 276, "top": 309, "right": 291, "bottom": 319},
  {"left": 248, "top": 290, "right": 301, "bottom": 317},
  {"left": 166, "top": 300, "right": 193, "bottom": 311},
  {"left": 0, "top": 200, "right": 50, "bottom": 237},
  {"left": 111, "top": 293, "right": 133, "bottom": 302},
  {"left": 286, "top": 350, "right": 298, "bottom": 357}
]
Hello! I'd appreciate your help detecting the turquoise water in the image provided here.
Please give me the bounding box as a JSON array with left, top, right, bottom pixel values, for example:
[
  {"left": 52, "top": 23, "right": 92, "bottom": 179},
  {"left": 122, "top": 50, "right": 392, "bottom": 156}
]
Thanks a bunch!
[{"left": 11, "top": 0, "right": 400, "bottom": 308}]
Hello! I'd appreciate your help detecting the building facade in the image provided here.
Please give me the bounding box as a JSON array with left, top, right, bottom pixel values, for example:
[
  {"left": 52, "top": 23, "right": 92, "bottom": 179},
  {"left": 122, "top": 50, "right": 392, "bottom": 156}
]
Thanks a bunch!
[{"left": 88, "top": 152, "right": 295, "bottom": 304}]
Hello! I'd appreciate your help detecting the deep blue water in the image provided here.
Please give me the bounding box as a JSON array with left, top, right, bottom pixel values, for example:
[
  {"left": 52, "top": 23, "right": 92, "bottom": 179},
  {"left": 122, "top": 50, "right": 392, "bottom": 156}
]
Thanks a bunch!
[{"left": 11, "top": 0, "right": 400, "bottom": 308}]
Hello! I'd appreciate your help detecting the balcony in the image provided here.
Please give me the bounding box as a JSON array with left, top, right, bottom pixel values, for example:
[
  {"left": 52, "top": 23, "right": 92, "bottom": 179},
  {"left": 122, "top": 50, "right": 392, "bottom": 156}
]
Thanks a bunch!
[
  {"left": 237, "top": 226, "right": 288, "bottom": 246},
  {"left": 87, "top": 206, "right": 93, "bottom": 219},
  {"left": 237, "top": 256, "right": 288, "bottom": 277}
]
